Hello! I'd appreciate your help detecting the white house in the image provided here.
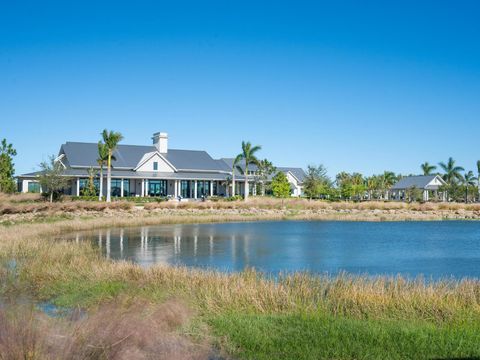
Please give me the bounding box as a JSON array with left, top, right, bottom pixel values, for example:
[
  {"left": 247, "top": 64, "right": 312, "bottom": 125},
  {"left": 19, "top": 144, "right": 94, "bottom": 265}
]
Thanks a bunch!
[
  {"left": 390, "top": 175, "right": 447, "bottom": 201},
  {"left": 18, "top": 132, "right": 306, "bottom": 198}
]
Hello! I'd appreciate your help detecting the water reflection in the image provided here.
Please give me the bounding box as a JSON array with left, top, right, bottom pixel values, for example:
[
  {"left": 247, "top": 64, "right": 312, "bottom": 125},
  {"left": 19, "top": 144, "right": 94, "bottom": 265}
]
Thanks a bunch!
[{"left": 65, "top": 221, "right": 480, "bottom": 279}]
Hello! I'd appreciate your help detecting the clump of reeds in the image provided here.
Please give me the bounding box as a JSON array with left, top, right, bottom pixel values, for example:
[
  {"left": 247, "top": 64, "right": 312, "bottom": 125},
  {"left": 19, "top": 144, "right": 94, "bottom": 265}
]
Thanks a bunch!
[
  {"left": 0, "top": 300, "right": 207, "bottom": 359},
  {"left": 0, "top": 201, "right": 133, "bottom": 215},
  {"left": 0, "top": 192, "right": 43, "bottom": 203},
  {"left": 144, "top": 197, "right": 480, "bottom": 213}
]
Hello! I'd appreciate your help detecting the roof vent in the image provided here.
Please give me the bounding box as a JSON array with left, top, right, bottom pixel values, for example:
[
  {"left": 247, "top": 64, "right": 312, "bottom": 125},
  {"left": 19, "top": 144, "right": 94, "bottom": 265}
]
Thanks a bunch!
[{"left": 152, "top": 132, "right": 168, "bottom": 153}]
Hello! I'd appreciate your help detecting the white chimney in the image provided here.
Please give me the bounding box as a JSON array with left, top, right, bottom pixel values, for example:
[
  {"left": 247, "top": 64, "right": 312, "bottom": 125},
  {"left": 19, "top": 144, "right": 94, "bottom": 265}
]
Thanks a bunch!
[{"left": 152, "top": 132, "right": 168, "bottom": 153}]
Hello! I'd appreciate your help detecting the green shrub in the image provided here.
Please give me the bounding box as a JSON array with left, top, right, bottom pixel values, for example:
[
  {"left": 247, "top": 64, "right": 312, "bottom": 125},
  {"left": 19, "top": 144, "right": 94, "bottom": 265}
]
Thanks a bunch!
[{"left": 224, "top": 195, "right": 243, "bottom": 202}]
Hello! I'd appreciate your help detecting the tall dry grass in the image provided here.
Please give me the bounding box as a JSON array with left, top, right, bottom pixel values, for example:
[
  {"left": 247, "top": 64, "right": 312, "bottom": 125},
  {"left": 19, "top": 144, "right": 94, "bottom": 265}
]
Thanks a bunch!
[
  {"left": 0, "top": 192, "right": 42, "bottom": 203},
  {"left": 144, "top": 197, "right": 480, "bottom": 212},
  {"left": 0, "top": 201, "right": 133, "bottom": 215},
  {"left": 0, "top": 300, "right": 208, "bottom": 360}
]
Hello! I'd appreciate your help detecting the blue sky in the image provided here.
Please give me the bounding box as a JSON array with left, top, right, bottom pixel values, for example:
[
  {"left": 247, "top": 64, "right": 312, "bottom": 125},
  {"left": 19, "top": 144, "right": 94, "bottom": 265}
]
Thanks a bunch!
[{"left": 1, "top": 1, "right": 479, "bottom": 177}]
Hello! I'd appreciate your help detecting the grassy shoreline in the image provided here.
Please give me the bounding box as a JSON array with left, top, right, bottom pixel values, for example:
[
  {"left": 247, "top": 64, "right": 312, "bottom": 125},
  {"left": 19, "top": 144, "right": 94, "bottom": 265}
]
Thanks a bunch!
[{"left": 1, "top": 210, "right": 480, "bottom": 358}]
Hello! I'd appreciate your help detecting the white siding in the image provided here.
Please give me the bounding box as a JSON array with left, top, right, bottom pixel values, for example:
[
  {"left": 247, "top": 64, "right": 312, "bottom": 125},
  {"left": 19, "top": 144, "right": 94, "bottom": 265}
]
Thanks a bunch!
[
  {"left": 136, "top": 153, "right": 174, "bottom": 172},
  {"left": 285, "top": 172, "right": 302, "bottom": 197}
]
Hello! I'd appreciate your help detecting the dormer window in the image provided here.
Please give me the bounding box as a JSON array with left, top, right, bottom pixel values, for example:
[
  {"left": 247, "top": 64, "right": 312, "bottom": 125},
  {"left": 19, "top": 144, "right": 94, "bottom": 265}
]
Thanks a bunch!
[{"left": 153, "top": 161, "right": 158, "bottom": 171}]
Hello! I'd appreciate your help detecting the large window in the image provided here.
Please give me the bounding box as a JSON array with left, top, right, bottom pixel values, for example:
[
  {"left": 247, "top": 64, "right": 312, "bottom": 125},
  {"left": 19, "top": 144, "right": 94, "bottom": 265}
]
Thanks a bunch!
[
  {"left": 79, "top": 178, "right": 100, "bottom": 195},
  {"left": 123, "top": 179, "right": 130, "bottom": 197},
  {"left": 28, "top": 182, "right": 41, "bottom": 193},
  {"left": 111, "top": 179, "right": 122, "bottom": 197},
  {"left": 148, "top": 180, "right": 167, "bottom": 197},
  {"left": 180, "top": 180, "right": 190, "bottom": 198},
  {"left": 196, "top": 181, "right": 211, "bottom": 197},
  {"left": 197, "top": 181, "right": 204, "bottom": 197}
]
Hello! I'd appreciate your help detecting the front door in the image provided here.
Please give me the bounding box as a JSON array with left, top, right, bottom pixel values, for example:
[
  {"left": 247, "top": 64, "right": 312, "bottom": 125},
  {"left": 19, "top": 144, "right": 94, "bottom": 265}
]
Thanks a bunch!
[{"left": 148, "top": 180, "right": 167, "bottom": 196}]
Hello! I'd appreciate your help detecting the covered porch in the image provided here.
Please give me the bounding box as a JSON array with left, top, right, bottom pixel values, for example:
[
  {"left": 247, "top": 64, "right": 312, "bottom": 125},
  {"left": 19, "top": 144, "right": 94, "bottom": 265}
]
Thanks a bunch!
[{"left": 73, "top": 177, "right": 256, "bottom": 199}]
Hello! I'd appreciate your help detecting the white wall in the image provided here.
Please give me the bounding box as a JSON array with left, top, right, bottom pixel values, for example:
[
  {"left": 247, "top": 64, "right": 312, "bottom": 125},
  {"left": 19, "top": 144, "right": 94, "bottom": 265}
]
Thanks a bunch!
[
  {"left": 285, "top": 172, "right": 302, "bottom": 197},
  {"left": 136, "top": 153, "right": 174, "bottom": 172},
  {"left": 21, "top": 179, "right": 41, "bottom": 193}
]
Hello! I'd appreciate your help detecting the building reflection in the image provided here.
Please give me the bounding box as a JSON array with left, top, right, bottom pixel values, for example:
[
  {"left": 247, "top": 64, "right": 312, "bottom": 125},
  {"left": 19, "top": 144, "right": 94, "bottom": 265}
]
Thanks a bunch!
[{"left": 87, "top": 224, "right": 255, "bottom": 270}]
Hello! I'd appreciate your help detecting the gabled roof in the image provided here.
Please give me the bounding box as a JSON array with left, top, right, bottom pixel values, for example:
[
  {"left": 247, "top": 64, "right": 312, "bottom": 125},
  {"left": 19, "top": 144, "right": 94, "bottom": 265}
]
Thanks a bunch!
[
  {"left": 277, "top": 167, "right": 306, "bottom": 183},
  {"left": 60, "top": 142, "right": 226, "bottom": 172},
  {"left": 219, "top": 159, "right": 306, "bottom": 182},
  {"left": 134, "top": 151, "right": 176, "bottom": 171},
  {"left": 391, "top": 175, "right": 446, "bottom": 190}
]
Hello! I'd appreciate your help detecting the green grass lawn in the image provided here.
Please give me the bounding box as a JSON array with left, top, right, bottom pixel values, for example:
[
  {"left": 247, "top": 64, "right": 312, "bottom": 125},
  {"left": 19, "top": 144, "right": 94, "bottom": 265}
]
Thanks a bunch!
[{"left": 210, "top": 312, "right": 480, "bottom": 360}]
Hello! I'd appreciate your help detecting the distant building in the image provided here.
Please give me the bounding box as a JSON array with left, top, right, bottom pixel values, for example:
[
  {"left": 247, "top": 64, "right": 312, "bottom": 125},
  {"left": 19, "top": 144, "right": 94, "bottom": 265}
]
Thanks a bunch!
[
  {"left": 18, "top": 132, "right": 305, "bottom": 198},
  {"left": 391, "top": 175, "right": 447, "bottom": 201}
]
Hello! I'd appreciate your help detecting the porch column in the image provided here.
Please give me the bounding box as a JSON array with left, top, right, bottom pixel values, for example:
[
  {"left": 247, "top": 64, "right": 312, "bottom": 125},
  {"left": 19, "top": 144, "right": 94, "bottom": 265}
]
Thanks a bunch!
[
  {"left": 194, "top": 180, "right": 198, "bottom": 199},
  {"left": 174, "top": 180, "right": 179, "bottom": 198},
  {"left": 141, "top": 179, "right": 145, "bottom": 197},
  {"left": 76, "top": 178, "right": 80, "bottom": 196},
  {"left": 145, "top": 179, "right": 149, "bottom": 197},
  {"left": 120, "top": 178, "right": 124, "bottom": 198},
  {"left": 210, "top": 181, "right": 213, "bottom": 196}
]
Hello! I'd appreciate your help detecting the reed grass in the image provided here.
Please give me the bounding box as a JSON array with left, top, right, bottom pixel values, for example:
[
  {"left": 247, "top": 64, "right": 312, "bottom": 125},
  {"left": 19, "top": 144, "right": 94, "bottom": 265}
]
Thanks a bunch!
[
  {"left": 144, "top": 197, "right": 480, "bottom": 212},
  {"left": 0, "top": 300, "right": 208, "bottom": 359}
]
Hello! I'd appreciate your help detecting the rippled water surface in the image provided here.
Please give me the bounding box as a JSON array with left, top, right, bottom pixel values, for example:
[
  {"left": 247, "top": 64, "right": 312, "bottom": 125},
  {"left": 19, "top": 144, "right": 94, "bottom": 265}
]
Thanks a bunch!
[{"left": 66, "top": 221, "right": 480, "bottom": 279}]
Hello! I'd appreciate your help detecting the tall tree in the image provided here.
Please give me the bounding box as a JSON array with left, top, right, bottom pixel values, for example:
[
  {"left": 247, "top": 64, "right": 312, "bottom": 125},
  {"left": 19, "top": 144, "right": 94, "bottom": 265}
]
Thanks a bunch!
[
  {"left": 0, "top": 139, "right": 17, "bottom": 193},
  {"left": 421, "top": 162, "right": 436, "bottom": 176},
  {"left": 101, "top": 130, "right": 124, "bottom": 202},
  {"left": 97, "top": 142, "right": 110, "bottom": 201},
  {"left": 463, "top": 170, "right": 476, "bottom": 203},
  {"left": 438, "top": 157, "right": 464, "bottom": 185},
  {"left": 271, "top": 171, "right": 291, "bottom": 198},
  {"left": 477, "top": 160, "right": 480, "bottom": 202},
  {"left": 380, "top": 171, "right": 397, "bottom": 200},
  {"left": 231, "top": 155, "right": 242, "bottom": 197},
  {"left": 82, "top": 167, "right": 97, "bottom": 197},
  {"left": 304, "top": 164, "right": 330, "bottom": 199},
  {"left": 257, "top": 159, "right": 276, "bottom": 196},
  {"left": 37, "top": 155, "right": 70, "bottom": 202},
  {"left": 235, "top": 141, "right": 261, "bottom": 201},
  {"left": 366, "top": 175, "right": 381, "bottom": 200}
]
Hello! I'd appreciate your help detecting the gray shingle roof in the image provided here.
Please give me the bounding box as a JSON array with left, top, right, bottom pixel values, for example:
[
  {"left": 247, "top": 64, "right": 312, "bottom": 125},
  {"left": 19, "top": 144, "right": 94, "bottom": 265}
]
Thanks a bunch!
[
  {"left": 277, "top": 167, "right": 306, "bottom": 183},
  {"left": 219, "top": 159, "right": 305, "bottom": 183},
  {"left": 61, "top": 142, "right": 226, "bottom": 172},
  {"left": 391, "top": 175, "right": 445, "bottom": 190}
]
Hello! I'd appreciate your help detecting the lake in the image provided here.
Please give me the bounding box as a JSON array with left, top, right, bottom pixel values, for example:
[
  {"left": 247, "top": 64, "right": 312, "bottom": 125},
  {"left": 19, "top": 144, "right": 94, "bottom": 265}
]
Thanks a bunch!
[{"left": 67, "top": 221, "right": 480, "bottom": 279}]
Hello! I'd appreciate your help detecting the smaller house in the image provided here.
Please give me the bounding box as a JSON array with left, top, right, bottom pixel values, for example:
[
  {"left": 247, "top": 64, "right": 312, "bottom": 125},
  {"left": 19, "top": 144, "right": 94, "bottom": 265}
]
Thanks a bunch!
[{"left": 390, "top": 175, "right": 447, "bottom": 201}]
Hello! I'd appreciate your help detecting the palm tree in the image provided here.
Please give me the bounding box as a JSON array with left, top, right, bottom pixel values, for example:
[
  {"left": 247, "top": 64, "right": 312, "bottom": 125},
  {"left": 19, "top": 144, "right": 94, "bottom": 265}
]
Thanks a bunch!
[
  {"left": 230, "top": 155, "right": 242, "bottom": 197},
  {"left": 477, "top": 160, "right": 480, "bottom": 202},
  {"left": 96, "top": 142, "right": 110, "bottom": 201},
  {"left": 366, "top": 175, "right": 381, "bottom": 200},
  {"left": 235, "top": 141, "right": 261, "bottom": 201},
  {"left": 421, "top": 162, "right": 436, "bottom": 176},
  {"left": 101, "top": 129, "right": 124, "bottom": 202},
  {"left": 438, "top": 157, "right": 464, "bottom": 185},
  {"left": 463, "top": 170, "right": 476, "bottom": 203},
  {"left": 257, "top": 159, "right": 276, "bottom": 196},
  {"left": 381, "top": 171, "right": 397, "bottom": 200}
]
